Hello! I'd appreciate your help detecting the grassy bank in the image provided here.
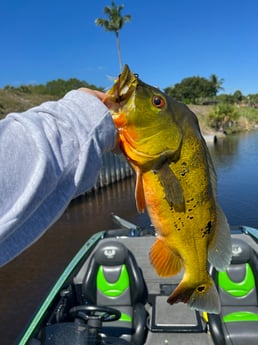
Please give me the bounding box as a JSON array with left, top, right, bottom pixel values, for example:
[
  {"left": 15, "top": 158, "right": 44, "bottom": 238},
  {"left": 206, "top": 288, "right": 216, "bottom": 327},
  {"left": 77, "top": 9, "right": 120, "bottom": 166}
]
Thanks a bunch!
[
  {"left": 189, "top": 104, "right": 258, "bottom": 136},
  {"left": 0, "top": 88, "right": 57, "bottom": 119}
]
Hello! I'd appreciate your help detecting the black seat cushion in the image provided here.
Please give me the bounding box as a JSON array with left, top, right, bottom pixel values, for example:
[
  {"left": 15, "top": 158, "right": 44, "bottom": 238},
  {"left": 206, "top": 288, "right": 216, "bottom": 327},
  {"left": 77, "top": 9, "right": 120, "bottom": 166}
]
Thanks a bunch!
[
  {"left": 209, "top": 238, "right": 258, "bottom": 345},
  {"left": 80, "top": 240, "right": 148, "bottom": 345}
]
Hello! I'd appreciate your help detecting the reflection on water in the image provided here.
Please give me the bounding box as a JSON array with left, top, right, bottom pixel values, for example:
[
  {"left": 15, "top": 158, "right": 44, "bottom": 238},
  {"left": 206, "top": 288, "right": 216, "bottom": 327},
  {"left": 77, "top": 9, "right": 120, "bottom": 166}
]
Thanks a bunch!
[
  {"left": 1, "top": 131, "right": 258, "bottom": 344},
  {"left": 209, "top": 133, "right": 240, "bottom": 168}
]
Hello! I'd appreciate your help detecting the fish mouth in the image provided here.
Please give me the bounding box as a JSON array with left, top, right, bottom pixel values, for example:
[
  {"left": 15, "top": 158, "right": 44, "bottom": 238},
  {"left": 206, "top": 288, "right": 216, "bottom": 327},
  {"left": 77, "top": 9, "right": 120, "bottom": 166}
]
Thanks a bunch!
[{"left": 105, "top": 65, "right": 138, "bottom": 108}]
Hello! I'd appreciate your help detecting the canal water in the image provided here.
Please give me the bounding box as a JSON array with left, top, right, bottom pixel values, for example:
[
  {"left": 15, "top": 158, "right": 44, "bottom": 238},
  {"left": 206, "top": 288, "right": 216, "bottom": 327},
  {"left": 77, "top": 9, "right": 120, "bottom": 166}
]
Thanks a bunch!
[
  {"left": 209, "top": 130, "right": 258, "bottom": 228},
  {"left": 1, "top": 131, "right": 258, "bottom": 344}
]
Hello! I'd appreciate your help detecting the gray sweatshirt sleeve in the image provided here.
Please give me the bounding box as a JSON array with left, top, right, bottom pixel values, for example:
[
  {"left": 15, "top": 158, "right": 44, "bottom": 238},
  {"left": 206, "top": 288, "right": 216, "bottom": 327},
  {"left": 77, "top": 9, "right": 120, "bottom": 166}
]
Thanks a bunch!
[{"left": 0, "top": 90, "right": 117, "bottom": 266}]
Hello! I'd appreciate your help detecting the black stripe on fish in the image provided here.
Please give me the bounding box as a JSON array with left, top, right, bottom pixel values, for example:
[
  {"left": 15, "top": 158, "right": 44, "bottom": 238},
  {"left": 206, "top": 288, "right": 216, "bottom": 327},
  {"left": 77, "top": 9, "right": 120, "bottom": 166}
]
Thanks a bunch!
[{"left": 155, "top": 163, "right": 185, "bottom": 213}]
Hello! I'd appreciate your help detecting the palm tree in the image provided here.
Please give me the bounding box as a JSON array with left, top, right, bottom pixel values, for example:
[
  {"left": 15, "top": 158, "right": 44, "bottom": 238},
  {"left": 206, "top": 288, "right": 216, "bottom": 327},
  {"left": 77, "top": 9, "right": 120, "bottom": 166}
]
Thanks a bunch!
[
  {"left": 95, "top": 2, "right": 131, "bottom": 72},
  {"left": 209, "top": 74, "right": 224, "bottom": 96}
]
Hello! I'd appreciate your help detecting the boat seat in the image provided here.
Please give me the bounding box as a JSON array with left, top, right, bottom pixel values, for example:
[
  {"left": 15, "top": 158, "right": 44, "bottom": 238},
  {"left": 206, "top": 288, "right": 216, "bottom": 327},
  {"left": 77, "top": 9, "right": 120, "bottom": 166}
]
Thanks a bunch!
[
  {"left": 80, "top": 239, "right": 148, "bottom": 345},
  {"left": 208, "top": 237, "right": 258, "bottom": 345}
]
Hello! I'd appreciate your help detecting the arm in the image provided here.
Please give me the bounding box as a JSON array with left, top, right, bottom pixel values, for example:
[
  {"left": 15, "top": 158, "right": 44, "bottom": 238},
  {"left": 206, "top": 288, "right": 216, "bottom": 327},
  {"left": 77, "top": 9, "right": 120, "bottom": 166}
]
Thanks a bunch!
[{"left": 0, "top": 90, "right": 117, "bottom": 266}]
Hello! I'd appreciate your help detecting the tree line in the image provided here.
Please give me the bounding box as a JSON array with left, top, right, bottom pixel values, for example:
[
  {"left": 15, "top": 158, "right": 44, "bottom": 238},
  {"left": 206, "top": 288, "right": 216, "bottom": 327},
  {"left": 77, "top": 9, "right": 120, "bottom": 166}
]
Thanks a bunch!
[
  {"left": 165, "top": 75, "right": 258, "bottom": 107},
  {"left": 2, "top": 75, "right": 258, "bottom": 108},
  {"left": 165, "top": 75, "right": 223, "bottom": 105},
  {"left": 1, "top": 75, "right": 258, "bottom": 134},
  {"left": 3, "top": 78, "right": 102, "bottom": 98}
]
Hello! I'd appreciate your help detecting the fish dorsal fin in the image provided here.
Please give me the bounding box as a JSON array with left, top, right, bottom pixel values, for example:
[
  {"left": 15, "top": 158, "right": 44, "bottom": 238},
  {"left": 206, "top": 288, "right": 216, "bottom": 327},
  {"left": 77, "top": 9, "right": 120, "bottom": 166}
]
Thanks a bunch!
[
  {"left": 208, "top": 206, "right": 232, "bottom": 271},
  {"left": 149, "top": 237, "right": 182, "bottom": 277},
  {"left": 133, "top": 165, "right": 146, "bottom": 213},
  {"left": 156, "top": 162, "right": 185, "bottom": 212},
  {"left": 203, "top": 138, "right": 217, "bottom": 195}
]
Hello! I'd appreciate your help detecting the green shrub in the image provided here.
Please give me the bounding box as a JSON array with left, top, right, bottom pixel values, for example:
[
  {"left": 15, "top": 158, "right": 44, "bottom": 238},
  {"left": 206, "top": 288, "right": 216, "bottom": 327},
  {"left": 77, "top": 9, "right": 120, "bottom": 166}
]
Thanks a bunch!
[
  {"left": 208, "top": 103, "right": 240, "bottom": 132},
  {"left": 238, "top": 107, "right": 258, "bottom": 124}
]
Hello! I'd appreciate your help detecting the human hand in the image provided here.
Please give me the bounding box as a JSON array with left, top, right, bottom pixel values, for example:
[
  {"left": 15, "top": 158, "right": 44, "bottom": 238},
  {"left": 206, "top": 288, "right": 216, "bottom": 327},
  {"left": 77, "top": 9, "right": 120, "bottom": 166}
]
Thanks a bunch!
[
  {"left": 78, "top": 87, "right": 119, "bottom": 112},
  {"left": 78, "top": 87, "right": 106, "bottom": 101}
]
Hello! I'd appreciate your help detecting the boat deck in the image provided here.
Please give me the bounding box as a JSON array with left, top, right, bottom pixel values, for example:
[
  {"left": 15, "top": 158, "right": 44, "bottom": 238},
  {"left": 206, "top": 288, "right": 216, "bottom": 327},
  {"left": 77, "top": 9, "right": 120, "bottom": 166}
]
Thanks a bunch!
[
  {"left": 75, "top": 235, "right": 214, "bottom": 344},
  {"left": 114, "top": 236, "right": 214, "bottom": 345}
]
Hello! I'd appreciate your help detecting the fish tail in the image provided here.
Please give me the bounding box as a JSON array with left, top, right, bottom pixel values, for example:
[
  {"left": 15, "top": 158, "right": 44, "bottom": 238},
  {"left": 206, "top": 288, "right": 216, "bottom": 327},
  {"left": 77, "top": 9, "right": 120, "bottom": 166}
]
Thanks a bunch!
[{"left": 167, "top": 276, "right": 221, "bottom": 314}]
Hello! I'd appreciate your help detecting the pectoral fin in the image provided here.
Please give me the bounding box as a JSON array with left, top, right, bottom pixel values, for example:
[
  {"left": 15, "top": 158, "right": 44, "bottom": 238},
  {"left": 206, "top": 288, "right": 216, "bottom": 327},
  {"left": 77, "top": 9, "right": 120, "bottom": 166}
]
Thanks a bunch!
[
  {"left": 156, "top": 163, "right": 185, "bottom": 212},
  {"left": 149, "top": 237, "right": 182, "bottom": 277},
  {"left": 208, "top": 206, "right": 232, "bottom": 271},
  {"left": 134, "top": 165, "right": 146, "bottom": 213}
]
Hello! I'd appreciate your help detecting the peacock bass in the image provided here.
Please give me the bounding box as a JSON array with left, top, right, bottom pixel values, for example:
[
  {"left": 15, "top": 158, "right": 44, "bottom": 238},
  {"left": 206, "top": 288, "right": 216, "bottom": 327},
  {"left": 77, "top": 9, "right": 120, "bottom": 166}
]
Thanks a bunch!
[{"left": 104, "top": 65, "right": 232, "bottom": 313}]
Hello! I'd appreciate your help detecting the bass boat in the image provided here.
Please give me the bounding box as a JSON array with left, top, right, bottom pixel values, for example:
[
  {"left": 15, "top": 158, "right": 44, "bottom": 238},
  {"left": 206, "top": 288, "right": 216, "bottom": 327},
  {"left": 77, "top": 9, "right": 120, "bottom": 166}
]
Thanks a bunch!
[{"left": 17, "top": 215, "right": 258, "bottom": 345}]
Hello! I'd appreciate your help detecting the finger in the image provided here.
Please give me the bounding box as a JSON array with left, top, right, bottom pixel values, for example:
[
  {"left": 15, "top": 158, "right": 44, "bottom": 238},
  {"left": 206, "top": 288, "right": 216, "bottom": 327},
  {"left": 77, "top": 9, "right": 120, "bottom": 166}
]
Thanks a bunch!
[{"left": 78, "top": 88, "right": 106, "bottom": 101}]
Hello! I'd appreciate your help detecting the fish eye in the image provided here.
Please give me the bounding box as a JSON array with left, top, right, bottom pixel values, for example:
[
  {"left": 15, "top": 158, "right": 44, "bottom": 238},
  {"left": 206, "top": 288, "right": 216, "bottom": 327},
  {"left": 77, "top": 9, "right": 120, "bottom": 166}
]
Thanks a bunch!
[{"left": 152, "top": 95, "right": 165, "bottom": 108}]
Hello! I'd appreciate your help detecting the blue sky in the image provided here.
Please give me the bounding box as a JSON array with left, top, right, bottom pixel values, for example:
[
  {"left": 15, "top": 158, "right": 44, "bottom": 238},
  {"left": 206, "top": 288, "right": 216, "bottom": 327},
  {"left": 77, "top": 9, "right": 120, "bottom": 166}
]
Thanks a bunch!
[{"left": 1, "top": 0, "right": 257, "bottom": 95}]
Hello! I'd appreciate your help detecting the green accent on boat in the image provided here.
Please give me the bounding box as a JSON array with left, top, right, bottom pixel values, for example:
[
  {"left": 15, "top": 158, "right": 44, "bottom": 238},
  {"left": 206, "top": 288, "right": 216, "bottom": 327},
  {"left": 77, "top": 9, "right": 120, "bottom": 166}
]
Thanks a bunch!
[
  {"left": 97, "top": 264, "right": 129, "bottom": 297},
  {"left": 223, "top": 311, "right": 258, "bottom": 322},
  {"left": 120, "top": 312, "right": 132, "bottom": 322},
  {"left": 18, "top": 231, "right": 105, "bottom": 345},
  {"left": 218, "top": 263, "right": 255, "bottom": 297}
]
